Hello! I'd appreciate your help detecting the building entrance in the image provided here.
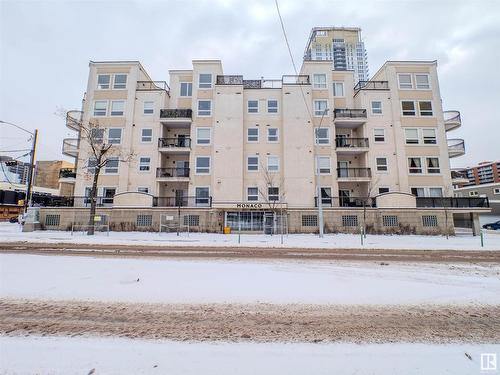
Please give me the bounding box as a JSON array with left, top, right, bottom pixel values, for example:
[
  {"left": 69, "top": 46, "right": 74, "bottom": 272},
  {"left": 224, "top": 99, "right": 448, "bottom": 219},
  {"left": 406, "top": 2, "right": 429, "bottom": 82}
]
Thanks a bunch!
[{"left": 224, "top": 211, "right": 288, "bottom": 234}]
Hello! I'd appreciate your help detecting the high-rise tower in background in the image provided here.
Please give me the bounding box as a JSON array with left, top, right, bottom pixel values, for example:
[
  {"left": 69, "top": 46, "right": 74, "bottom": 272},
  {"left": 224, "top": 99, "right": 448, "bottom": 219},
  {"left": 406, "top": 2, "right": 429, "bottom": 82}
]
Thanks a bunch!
[{"left": 303, "top": 27, "right": 369, "bottom": 82}]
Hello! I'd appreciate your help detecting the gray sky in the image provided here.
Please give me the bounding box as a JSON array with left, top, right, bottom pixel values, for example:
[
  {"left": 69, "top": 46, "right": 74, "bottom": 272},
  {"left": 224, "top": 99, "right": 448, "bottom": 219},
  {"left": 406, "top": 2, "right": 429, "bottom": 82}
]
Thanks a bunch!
[{"left": 1, "top": 0, "right": 499, "bottom": 168}]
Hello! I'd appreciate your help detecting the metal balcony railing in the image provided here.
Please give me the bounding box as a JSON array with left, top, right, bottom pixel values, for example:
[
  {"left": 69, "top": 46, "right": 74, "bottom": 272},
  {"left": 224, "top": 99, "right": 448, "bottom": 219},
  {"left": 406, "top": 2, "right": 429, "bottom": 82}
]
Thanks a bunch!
[
  {"left": 334, "top": 109, "right": 367, "bottom": 119},
  {"left": 314, "top": 196, "right": 376, "bottom": 208},
  {"left": 447, "top": 138, "right": 465, "bottom": 158},
  {"left": 282, "top": 75, "right": 310, "bottom": 85},
  {"left": 451, "top": 170, "right": 468, "bottom": 180},
  {"left": 160, "top": 109, "right": 192, "bottom": 119},
  {"left": 443, "top": 110, "right": 462, "bottom": 132},
  {"left": 136, "top": 81, "right": 169, "bottom": 91},
  {"left": 59, "top": 168, "right": 76, "bottom": 179},
  {"left": 66, "top": 110, "right": 83, "bottom": 131},
  {"left": 153, "top": 196, "right": 212, "bottom": 207},
  {"left": 416, "top": 197, "right": 489, "bottom": 208},
  {"left": 335, "top": 137, "right": 369, "bottom": 148},
  {"left": 354, "top": 80, "right": 389, "bottom": 93},
  {"left": 158, "top": 137, "right": 191, "bottom": 148},
  {"left": 337, "top": 168, "right": 372, "bottom": 178},
  {"left": 156, "top": 167, "right": 190, "bottom": 178},
  {"left": 216, "top": 75, "right": 243, "bottom": 85},
  {"left": 62, "top": 138, "right": 79, "bottom": 158}
]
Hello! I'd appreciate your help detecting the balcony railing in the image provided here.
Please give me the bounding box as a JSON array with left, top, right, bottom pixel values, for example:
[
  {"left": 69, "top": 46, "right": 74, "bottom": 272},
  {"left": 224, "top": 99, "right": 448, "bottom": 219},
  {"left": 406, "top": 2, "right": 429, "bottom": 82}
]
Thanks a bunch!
[
  {"left": 243, "top": 79, "right": 282, "bottom": 89},
  {"left": 354, "top": 80, "right": 389, "bottom": 93},
  {"left": 154, "top": 196, "right": 212, "bottom": 208},
  {"left": 443, "top": 110, "right": 462, "bottom": 132},
  {"left": 451, "top": 170, "right": 468, "bottom": 180},
  {"left": 334, "top": 109, "right": 367, "bottom": 119},
  {"left": 337, "top": 168, "right": 372, "bottom": 178},
  {"left": 315, "top": 196, "right": 376, "bottom": 208},
  {"left": 448, "top": 138, "right": 465, "bottom": 158},
  {"left": 160, "top": 109, "right": 192, "bottom": 119},
  {"left": 66, "top": 110, "right": 83, "bottom": 131},
  {"left": 158, "top": 137, "right": 191, "bottom": 148},
  {"left": 62, "top": 138, "right": 79, "bottom": 158},
  {"left": 136, "top": 81, "right": 170, "bottom": 91},
  {"left": 335, "top": 137, "right": 369, "bottom": 148},
  {"left": 156, "top": 167, "right": 190, "bottom": 178},
  {"left": 282, "top": 75, "right": 310, "bottom": 85},
  {"left": 59, "top": 168, "right": 76, "bottom": 179},
  {"left": 216, "top": 75, "right": 243, "bottom": 85},
  {"left": 416, "top": 197, "right": 489, "bottom": 208}
]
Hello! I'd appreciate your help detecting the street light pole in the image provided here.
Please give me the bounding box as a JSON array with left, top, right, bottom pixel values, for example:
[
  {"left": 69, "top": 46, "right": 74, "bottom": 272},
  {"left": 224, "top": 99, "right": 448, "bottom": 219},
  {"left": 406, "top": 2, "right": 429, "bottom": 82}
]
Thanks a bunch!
[{"left": 315, "top": 108, "right": 329, "bottom": 238}]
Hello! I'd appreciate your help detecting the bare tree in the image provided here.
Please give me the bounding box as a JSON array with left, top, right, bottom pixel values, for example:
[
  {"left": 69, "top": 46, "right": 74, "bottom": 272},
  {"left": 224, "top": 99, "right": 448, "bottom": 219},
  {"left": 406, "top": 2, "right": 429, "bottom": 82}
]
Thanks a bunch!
[
  {"left": 257, "top": 162, "right": 286, "bottom": 210},
  {"left": 363, "top": 175, "right": 381, "bottom": 236}
]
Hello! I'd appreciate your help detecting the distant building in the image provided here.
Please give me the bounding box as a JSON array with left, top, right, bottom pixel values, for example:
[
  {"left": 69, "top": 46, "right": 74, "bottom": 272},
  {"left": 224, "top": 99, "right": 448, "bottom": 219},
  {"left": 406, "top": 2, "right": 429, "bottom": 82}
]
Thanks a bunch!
[
  {"left": 303, "top": 27, "right": 369, "bottom": 82},
  {"left": 456, "top": 161, "right": 500, "bottom": 187},
  {"left": 34, "top": 160, "right": 74, "bottom": 189},
  {"left": 0, "top": 156, "right": 29, "bottom": 184}
]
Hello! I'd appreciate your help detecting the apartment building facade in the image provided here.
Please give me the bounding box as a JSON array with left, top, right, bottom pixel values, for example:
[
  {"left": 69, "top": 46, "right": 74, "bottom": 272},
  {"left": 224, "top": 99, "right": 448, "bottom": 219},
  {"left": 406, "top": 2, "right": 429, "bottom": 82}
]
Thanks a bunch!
[
  {"left": 454, "top": 161, "right": 500, "bottom": 187},
  {"left": 48, "top": 58, "right": 489, "bottom": 235}
]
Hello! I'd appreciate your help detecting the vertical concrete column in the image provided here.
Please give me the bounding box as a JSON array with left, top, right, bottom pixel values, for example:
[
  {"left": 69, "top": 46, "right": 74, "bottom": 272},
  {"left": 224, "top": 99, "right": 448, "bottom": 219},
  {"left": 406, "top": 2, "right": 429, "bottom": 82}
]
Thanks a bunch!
[{"left": 471, "top": 212, "right": 481, "bottom": 236}]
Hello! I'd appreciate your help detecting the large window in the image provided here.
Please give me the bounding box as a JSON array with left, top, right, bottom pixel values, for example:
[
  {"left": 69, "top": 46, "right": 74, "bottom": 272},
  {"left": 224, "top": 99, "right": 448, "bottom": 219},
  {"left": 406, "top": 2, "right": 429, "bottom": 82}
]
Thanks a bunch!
[
  {"left": 97, "top": 74, "right": 110, "bottom": 89},
  {"left": 426, "top": 157, "right": 440, "bottom": 174},
  {"left": 313, "top": 74, "right": 327, "bottom": 89},
  {"left": 248, "top": 100, "right": 258, "bottom": 113},
  {"left": 247, "top": 187, "right": 259, "bottom": 201},
  {"left": 418, "top": 101, "right": 433, "bottom": 116},
  {"left": 87, "top": 158, "right": 97, "bottom": 174},
  {"left": 267, "top": 156, "right": 279, "bottom": 172},
  {"left": 405, "top": 128, "right": 419, "bottom": 144},
  {"left": 268, "top": 187, "right": 279, "bottom": 201},
  {"left": 429, "top": 187, "right": 443, "bottom": 197},
  {"left": 423, "top": 129, "right": 437, "bottom": 144},
  {"left": 408, "top": 157, "right": 422, "bottom": 174},
  {"left": 398, "top": 73, "right": 413, "bottom": 89},
  {"left": 314, "top": 100, "right": 328, "bottom": 116},
  {"left": 196, "top": 128, "right": 210, "bottom": 145},
  {"left": 110, "top": 100, "right": 125, "bottom": 116},
  {"left": 247, "top": 128, "right": 259, "bottom": 142},
  {"left": 93, "top": 101, "right": 107, "bottom": 117},
  {"left": 199, "top": 73, "right": 212, "bottom": 89},
  {"left": 104, "top": 157, "right": 119, "bottom": 174},
  {"left": 113, "top": 74, "right": 127, "bottom": 89},
  {"left": 267, "top": 100, "right": 278, "bottom": 113},
  {"left": 141, "top": 128, "right": 152, "bottom": 143},
  {"left": 143, "top": 101, "right": 154, "bottom": 115},
  {"left": 180, "top": 82, "right": 192, "bottom": 97},
  {"left": 415, "top": 74, "right": 430, "bottom": 89},
  {"left": 371, "top": 101, "right": 382, "bottom": 114},
  {"left": 315, "top": 128, "right": 330, "bottom": 144},
  {"left": 316, "top": 156, "right": 331, "bottom": 174},
  {"left": 195, "top": 157, "right": 210, "bottom": 174},
  {"left": 401, "top": 101, "right": 416, "bottom": 116},
  {"left": 320, "top": 187, "right": 332, "bottom": 205},
  {"left": 139, "top": 157, "right": 151, "bottom": 172},
  {"left": 108, "top": 128, "right": 122, "bottom": 144},
  {"left": 195, "top": 187, "right": 210, "bottom": 206},
  {"left": 376, "top": 157, "right": 388, "bottom": 172},
  {"left": 90, "top": 128, "right": 104, "bottom": 144},
  {"left": 198, "top": 100, "right": 212, "bottom": 116},
  {"left": 411, "top": 187, "right": 425, "bottom": 197},
  {"left": 333, "top": 82, "right": 344, "bottom": 97},
  {"left": 267, "top": 128, "right": 278, "bottom": 142},
  {"left": 374, "top": 128, "right": 385, "bottom": 143},
  {"left": 247, "top": 156, "right": 259, "bottom": 172}
]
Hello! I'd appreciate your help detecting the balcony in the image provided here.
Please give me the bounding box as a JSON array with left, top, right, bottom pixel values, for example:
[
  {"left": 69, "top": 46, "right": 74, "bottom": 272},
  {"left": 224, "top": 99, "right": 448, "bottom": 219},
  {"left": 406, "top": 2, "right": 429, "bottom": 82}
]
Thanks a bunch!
[
  {"left": 333, "top": 109, "right": 367, "bottom": 128},
  {"left": 58, "top": 168, "right": 76, "bottom": 183},
  {"left": 443, "top": 110, "right": 461, "bottom": 132},
  {"left": 160, "top": 109, "right": 192, "bottom": 127},
  {"left": 448, "top": 138, "right": 465, "bottom": 158},
  {"left": 66, "top": 110, "right": 83, "bottom": 131},
  {"left": 216, "top": 75, "right": 243, "bottom": 85},
  {"left": 335, "top": 137, "right": 369, "bottom": 154},
  {"left": 282, "top": 75, "right": 310, "bottom": 85},
  {"left": 62, "top": 138, "right": 79, "bottom": 158},
  {"left": 337, "top": 167, "right": 371, "bottom": 182},
  {"left": 354, "top": 81, "right": 389, "bottom": 95},
  {"left": 154, "top": 196, "right": 212, "bottom": 208},
  {"left": 156, "top": 167, "right": 190, "bottom": 181},
  {"left": 451, "top": 170, "right": 469, "bottom": 185},
  {"left": 244, "top": 79, "right": 282, "bottom": 89},
  {"left": 416, "top": 197, "right": 489, "bottom": 208},
  {"left": 158, "top": 137, "right": 191, "bottom": 154},
  {"left": 314, "top": 196, "right": 376, "bottom": 208},
  {"left": 136, "top": 81, "right": 169, "bottom": 92}
]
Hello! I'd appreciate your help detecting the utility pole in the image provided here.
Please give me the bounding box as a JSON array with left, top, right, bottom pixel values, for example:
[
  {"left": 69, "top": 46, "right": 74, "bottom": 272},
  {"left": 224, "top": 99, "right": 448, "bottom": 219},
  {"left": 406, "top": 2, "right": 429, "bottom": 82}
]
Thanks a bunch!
[
  {"left": 24, "top": 129, "right": 38, "bottom": 212},
  {"left": 315, "top": 108, "right": 329, "bottom": 238}
]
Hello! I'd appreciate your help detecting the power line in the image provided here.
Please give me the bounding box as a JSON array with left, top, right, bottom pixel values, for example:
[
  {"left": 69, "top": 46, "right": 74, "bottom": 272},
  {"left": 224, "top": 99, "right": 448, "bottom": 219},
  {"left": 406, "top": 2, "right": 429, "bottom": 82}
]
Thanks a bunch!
[{"left": 0, "top": 148, "right": 31, "bottom": 153}]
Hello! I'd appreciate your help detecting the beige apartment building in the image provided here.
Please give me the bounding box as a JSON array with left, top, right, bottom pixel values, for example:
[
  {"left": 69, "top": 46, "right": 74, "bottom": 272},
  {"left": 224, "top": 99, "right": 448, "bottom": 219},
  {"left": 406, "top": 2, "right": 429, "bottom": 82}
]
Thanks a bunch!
[{"left": 47, "top": 56, "right": 489, "bottom": 235}]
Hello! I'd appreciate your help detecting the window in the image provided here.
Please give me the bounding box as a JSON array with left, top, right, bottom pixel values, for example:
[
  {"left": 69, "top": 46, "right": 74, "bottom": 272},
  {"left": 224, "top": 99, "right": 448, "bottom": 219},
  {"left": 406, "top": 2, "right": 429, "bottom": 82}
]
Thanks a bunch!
[
  {"left": 93, "top": 100, "right": 107, "bottom": 116},
  {"left": 313, "top": 74, "right": 327, "bottom": 89},
  {"left": 180, "top": 82, "right": 192, "bottom": 97},
  {"left": 371, "top": 101, "right": 382, "bottom": 114},
  {"left": 426, "top": 158, "right": 440, "bottom": 174},
  {"left": 376, "top": 157, "right": 388, "bottom": 172},
  {"left": 195, "top": 187, "right": 210, "bottom": 206},
  {"left": 184, "top": 215, "right": 200, "bottom": 227},
  {"left": 378, "top": 187, "right": 390, "bottom": 194},
  {"left": 469, "top": 191, "right": 478, "bottom": 197},
  {"left": 247, "top": 128, "right": 259, "bottom": 142},
  {"left": 494, "top": 188, "right": 500, "bottom": 195},
  {"left": 267, "top": 156, "right": 279, "bottom": 172},
  {"left": 97, "top": 74, "right": 110, "bottom": 89},
  {"left": 408, "top": 157, "right": 422, "bottom": 174},
  {"left": 136, "top": 215, "right": 152, "bottom": 227},
  {"left": 247, "top": 156, "right": 259, "bottom": 172},
  {"left": 401, "top": 101, "right": 416, "bottom": 116},
  {"left": 267, "top": 128, "right": 278, "bottom": 142},
  {"left": 143, "top": 101, "right": 154, "bottom": 115},
  {"left": 196, "top": 128, "right": 210, "bottom": 145},
  {"left": 110, "top": 100, "right": 125, "bottom": 116},
  {"left": 302, "top": 215, "right": 318, "bottom": 227},
  {"left": 137, "top": 187, "right": 149, "bottom": 193},
  {"left": 422, "top": 215, "right": 438, "bottom": 227},
  {"left": 45, "top": 214, "right": 60, "bottom": 227},
  {"left": 267, "top": 100, "right": 278, "bottom": 113},
  {"left": 87, "top": 158, "right": 97, "bottom": 174},
  {"left": 90, "top": 128, "right": 104, "bottom": 144},
  {"left": 422, "top": 129, "right": 437, "bottom": 144},
  {"left": 247, "top": 187, "right": 259, "bottom": 201},
  {"left": 382, "top": 215, "right": 399, "bottom": 227},
  {"left": 199, "top": 73, "right": 212, "bottom": 89},
  {"left": 141, "top": 128, "right": 152, "bottom": 143},
  {"left": 333, "top": 82, "right": 344, "bottom": 97},
  {"left": 139, "top": 157, "right": 151, "bottom": 172},
  {"left": 411, "top": 187, "right": 425, "bottom": 197},
  {"left": 415, "top": 74, "right": 430, "bottom": 89},
  {"left": 195, "top": 157, "right": 210, "bottom": 174},
  {"left": 398, "top": 73, "right": 413, "bottom": 89},
  {"left": 108, "top": 128, "right": 122, "bottom": 144},
  {"left": 342, "top": 215, "right": 358, "bottom": 227},
  {"left": 429, "top": 187, "right": 443, "bottom": 197},
  {"left": 320, "top": 187, "right": 332, "bottom": 205},
  {"left": 113, "top": 74, "right": 127, "bottom": 89},
  {"left": 316, "top": 156, "right": 331, "bottom": 174},
  {"left": 419, "top": 101, "right": 433, "bottom": 116},
  {"left": 104, "top": 157, "right": 119, "bottom": 174},
  {"left": 315, "top": 128, "right": 330, "bottom": 144},
  {"left": 102, "top": 188, "right": 116, "bottom": 204},
  {"left": 268, "top": 187, "right": 279, "bottom": 201},
  {"left": 248, "top": 100, "right": 258, "bottom": 113},
  {"left": 314, "top": 100, "right": 328, "bottom": 116},
  {"left": 405, "top": 128, "right": 419, "bottom": 144},
  {"left": 374, "top": 128, "right": 385, "bottom": 143},
  {"left": 198, "top": 100, "right": 211, "bottom": 116}
]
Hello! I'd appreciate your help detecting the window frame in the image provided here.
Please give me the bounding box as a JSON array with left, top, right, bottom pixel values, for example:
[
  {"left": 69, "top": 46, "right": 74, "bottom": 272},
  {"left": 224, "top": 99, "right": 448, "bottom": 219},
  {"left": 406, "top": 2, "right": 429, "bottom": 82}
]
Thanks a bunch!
[
  {"left": 313, "top": 100, "right": 328, "bottom": 117},
  {"left": 267, "top": 155, "right": 280, "bottom": 172},
  {"left": 401, "top": 100, "right": 416, "bottom": 116},
  {"left": 103, "top": 157, "right": 119, "bottom": 175},
  {"left": 247, "top": 100, "right": 259, "bottom": 113},
  {"left": 313, "top": 73, "right": 327, "bottom": 89},
  {"left": 268, "top": 186, "right": 280, "bottom": 202},
  {"left": 143, "top": 101, "right": 154, "bottom": 115},
  {"left": 426, "top": 157, "right": 441, "bottom": 174},
  {"left": 195, "top": 186, "right": 210, "bottom": 206},
  {"left": 197, "top": 100, "right": 212, "bottom": 117},
  {"left": 93, "top": 100, "right": 108, "bottom": 117},
  {"left": 408, "top": 157, "right": 423, "bottom": 174},
  {"left": 247, "top": 128, "right": 259, "bottom": 143},
  {"left": 422, "top": 128, "right": 437, "bottom": 145},
  {"left": 247, "top": 155, "right": 259, "bottom": 172},
  {"left": 196, "top": 127, "right": 211, "bottom": 145},
  {"left": 138, "top": 156, "right": 151, "bottom": 172},
  {"left": 374, "top": 128, "right": 385, "bottom": 143},
  {"left": 405, "top": 128, "right": 420, "bottom": 144},
  {"left": 113, "top": 74, "right": 127, "bottom": 90},
  {"left": 418, "top": 101, "right": 433, "bottom": 116},
  {"left": 137, "top": 187, "right": 149, "bottom": 194},
  {"left": 371, "top": 101, "right": 383, "bottom": 115},
  {"left": 247, "top": 187, "right": 259, "bottom": 201},
  {"left": 376, "top": 157, "right": 388, "bottom": 172},
  {"left": 415, "top": 74, "right": 431, "bottom": 90},
  {"left": 314, "top": 127, "right": 330, "bottom": 145},
  {"left": 141, "top": 128, "right": 153, "bottom": 143},
  {"left": 267, "top": 127, "right": 279, "bottom": 143},
  {"left": 316, "top": 156, "right": 331, "bottom": 175},
  {"left": 267, "top": 100, "right": 278, "bottom": 114},
  {"left": 398, "top": 73, "right": 413, "bottom": 89},
  {"left": 333, "top": 81, "right": 345, "bottom": 97},
  {"left": 110, "top": 100, "right": 125, "bottom": 116},
  {"left": 107, "top": 128, "right": 122, "bottom": 145},
  {"left": 195, "top": 156, "right": 211, "bottom": 175},
  {"left": 198, "top": 73, "right": 213, "bottom": 89},
  {"left": 97, "top": 74, "right": 111, "bottom": 90},
  {"left": 180, "top": 82, "right": 193, "bottom": 97}
]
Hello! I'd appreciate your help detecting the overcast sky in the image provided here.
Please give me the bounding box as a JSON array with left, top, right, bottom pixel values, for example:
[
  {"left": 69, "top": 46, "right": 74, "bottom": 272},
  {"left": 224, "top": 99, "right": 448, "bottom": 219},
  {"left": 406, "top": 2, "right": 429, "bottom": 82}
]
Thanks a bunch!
[{"left": 1, "top": 0, "right": 499, "bottom": 168}]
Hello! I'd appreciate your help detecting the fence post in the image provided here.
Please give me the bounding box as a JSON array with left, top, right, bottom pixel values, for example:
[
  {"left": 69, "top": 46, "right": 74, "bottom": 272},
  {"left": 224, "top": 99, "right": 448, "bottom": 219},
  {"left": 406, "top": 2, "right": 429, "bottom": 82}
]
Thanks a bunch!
[
  {"left": 360, "top": 226, "right": 364, "bottom": 245},
  {"left": 480, "top": 229, "right": 484, "bottom": 247}
]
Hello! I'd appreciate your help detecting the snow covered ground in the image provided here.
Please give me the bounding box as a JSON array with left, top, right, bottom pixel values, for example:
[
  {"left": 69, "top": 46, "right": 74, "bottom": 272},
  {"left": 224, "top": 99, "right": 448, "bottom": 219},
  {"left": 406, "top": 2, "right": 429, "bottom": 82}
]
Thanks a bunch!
[
  {"left": 1, "top": 254, "right": 499, "bottom": 304},
  {"left": 1, "top": 222, "right": 499, "bottom": 250},
  {"left": 1, "top": 335, "right": 498, "bottom": 375}
]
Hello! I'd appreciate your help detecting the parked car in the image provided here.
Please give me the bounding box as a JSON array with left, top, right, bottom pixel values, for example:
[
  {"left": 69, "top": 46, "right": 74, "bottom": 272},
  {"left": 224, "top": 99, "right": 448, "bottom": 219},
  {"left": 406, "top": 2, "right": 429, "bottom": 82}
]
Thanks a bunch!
[
  {"left": 482, "top": 221, "right": 500, "bottom": 230},
  {"left": 9, "top": 216, "right": 18, "bottom": 223}
]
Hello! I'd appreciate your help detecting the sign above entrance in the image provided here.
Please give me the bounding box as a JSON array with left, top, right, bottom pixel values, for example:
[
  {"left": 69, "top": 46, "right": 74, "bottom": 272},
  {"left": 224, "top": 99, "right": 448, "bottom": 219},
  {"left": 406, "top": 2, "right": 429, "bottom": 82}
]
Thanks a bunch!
[{"left": 235, "top": 203, "right": 263, "bottom": 209}]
